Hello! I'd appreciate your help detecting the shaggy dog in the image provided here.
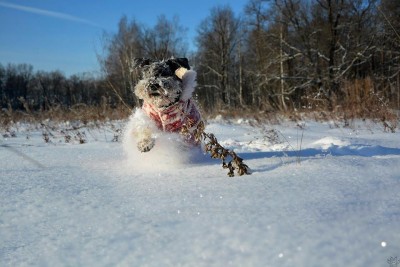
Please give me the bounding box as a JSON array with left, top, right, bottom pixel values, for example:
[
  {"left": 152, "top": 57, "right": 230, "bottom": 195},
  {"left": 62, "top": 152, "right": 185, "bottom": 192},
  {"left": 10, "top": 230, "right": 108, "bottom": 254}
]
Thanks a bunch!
[{"left": 127, "top": 57, "right": 203, "bottom": 153}]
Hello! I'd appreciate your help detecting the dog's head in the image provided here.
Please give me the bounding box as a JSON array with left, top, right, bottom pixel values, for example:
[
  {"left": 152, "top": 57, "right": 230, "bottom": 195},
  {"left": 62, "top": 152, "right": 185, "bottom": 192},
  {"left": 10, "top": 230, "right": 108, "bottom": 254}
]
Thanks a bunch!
[{"left": 134, "top": 58, "right": 194, "bottom": 109}]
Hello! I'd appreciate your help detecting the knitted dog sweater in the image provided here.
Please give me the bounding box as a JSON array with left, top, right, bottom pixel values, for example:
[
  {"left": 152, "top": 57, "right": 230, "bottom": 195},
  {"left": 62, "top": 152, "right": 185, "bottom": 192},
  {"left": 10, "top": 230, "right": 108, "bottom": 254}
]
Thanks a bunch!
[{"left": 142, "top": 98, "right": 202, "bottom": 144}]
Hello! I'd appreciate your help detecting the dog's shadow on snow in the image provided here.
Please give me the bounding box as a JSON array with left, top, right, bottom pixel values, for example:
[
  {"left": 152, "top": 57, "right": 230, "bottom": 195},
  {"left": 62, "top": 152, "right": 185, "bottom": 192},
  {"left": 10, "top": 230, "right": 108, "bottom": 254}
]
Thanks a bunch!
[{"left": 239, "top": 144, "right": 400, "bottom": 173}]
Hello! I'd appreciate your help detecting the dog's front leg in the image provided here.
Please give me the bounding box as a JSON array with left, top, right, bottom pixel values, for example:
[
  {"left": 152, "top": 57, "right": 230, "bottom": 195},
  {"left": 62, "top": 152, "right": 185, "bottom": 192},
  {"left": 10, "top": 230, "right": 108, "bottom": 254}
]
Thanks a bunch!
[
  {"left": 136, "top": 128, "right": 155, "bottom": 152},
  {"left": 123, "top": 109, "right": 158, "bottom": 153}
]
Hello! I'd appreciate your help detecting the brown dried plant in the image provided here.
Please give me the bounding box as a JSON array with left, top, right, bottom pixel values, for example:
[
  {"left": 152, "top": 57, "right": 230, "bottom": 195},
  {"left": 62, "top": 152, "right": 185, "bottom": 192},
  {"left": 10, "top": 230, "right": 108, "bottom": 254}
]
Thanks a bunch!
[{"left": 182, "top": 121, "right": 251, "bottom": 177}]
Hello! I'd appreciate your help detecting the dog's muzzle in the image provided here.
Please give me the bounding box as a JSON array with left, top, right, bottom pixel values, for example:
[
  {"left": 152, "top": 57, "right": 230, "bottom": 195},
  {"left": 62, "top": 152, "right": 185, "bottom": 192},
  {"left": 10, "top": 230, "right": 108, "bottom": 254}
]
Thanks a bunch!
[{"left": 148, "top": 83, "right": 162, "bottom": 96}]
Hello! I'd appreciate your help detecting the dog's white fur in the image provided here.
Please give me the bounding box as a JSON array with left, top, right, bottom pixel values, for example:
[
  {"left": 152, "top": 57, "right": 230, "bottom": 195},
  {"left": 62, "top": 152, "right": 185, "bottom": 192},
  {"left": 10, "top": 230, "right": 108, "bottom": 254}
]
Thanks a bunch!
[
  {"left": 180, "top": 70, "right": 197, "bottom": 101},
  {"left": 122, "top": 108, "right": 158, "bottom": 158},
  {"left": 122, "top": 108, "right": 203, "bottom": 168}
]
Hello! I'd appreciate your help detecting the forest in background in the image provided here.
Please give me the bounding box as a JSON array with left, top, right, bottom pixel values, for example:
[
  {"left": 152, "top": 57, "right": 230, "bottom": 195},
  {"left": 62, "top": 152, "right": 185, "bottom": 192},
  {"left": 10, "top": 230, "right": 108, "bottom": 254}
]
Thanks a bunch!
[{"left": 1, "top": 0, "right": 399, "bottom": 124}]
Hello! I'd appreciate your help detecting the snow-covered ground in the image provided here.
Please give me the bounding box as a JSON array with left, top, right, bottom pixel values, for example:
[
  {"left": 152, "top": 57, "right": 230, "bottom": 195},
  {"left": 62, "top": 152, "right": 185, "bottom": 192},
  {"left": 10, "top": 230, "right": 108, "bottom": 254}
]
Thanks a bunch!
[{"left": 1, "top": 117, "right": 400, "bottom": 267}]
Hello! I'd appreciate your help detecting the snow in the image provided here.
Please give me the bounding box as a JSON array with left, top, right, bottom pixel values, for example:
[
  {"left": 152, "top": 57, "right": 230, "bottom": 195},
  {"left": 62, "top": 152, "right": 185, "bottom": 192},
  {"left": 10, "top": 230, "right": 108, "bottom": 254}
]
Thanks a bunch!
[{"left": 1, "top": 118, "right": 400, "bottom": 266}]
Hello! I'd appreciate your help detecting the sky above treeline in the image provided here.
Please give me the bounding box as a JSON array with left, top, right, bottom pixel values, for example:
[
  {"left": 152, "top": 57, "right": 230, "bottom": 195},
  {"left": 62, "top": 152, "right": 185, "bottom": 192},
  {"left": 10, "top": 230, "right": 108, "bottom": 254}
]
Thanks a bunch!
[{"left": 0, "top": 0, "right": 249, "bottom": 76}]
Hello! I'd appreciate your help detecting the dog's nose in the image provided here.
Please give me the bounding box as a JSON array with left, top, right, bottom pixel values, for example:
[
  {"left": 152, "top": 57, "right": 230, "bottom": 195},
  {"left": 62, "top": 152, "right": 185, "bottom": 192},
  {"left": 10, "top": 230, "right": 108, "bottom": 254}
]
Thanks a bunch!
[{"left": 148, "top": 83, "right": 162, "bottom": 96}]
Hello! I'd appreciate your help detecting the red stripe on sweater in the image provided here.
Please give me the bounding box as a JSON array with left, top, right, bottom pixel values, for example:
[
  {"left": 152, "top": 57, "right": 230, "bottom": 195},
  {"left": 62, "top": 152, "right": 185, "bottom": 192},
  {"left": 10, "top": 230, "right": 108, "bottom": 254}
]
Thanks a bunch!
[{"left": 142, "top": 99, "right": 202, "bottom": 143}]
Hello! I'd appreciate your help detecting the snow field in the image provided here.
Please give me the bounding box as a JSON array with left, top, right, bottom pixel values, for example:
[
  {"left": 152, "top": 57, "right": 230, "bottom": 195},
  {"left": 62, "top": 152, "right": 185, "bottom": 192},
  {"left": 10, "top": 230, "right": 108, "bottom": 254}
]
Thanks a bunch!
[{"left": 1, "top": 118, "right": 400, "bottom": 266}]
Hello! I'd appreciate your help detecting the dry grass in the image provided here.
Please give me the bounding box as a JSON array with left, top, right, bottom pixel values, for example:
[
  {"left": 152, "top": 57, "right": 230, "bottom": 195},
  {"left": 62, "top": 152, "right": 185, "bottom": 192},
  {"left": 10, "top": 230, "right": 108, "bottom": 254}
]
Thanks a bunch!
[
  {"left": 1, "top": 103, "right": 130, "bottom": 128},
  {"left": 0, "top": 103, "right": 130, "bottom": 145},
  {"left": 1, "top": 77, "right": 398, "bottom": 132},
  {"left": 199, "top": 77, "right": 399, "bottom": 131}
]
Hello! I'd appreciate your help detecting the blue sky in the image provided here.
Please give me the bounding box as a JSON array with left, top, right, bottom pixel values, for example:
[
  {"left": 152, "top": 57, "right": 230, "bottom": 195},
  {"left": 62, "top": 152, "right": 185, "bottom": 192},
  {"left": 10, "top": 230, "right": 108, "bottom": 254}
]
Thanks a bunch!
[{"left": 0, "top": 0, "right": 249, "bottom": 77}]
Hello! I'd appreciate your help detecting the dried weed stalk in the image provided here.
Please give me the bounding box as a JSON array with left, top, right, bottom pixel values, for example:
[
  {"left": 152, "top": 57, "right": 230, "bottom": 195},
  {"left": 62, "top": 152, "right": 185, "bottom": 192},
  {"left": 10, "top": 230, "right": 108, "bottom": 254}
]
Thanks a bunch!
[{"left": 182, "top": 121, "right": 251, "bottom": 177}]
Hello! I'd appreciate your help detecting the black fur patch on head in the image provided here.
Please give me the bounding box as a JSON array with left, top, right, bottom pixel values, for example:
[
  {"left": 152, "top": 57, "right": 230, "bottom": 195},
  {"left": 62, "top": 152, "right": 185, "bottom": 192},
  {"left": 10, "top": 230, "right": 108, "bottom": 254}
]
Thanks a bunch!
[
  {"left": 166, "top": 58, "right": 190, "bottom": 72},
  {"left": 133, "top": 57, "right": 190, "bottom": 80}
]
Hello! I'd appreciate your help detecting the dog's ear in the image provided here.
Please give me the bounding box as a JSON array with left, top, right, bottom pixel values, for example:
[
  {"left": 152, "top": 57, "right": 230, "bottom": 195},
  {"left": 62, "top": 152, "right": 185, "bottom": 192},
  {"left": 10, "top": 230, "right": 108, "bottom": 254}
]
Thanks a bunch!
[
  {"left": 166, "top": 58, "right": 190, "bottom": 72},
  {"left": 133, "top": 58, "right": 154, "bottom": 69},
  {"left": 166, "top": 58, "right": 190, "bottom": 80},
  {"left": 175, "top": 58, "right": 190, "bottom": 70}
]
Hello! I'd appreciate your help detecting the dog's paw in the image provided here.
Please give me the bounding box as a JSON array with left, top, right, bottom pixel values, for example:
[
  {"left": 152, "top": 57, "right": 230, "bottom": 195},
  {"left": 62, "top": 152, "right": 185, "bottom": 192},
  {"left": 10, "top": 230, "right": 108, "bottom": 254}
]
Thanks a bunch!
[{"left": 137, "top": 137, "right": 155, "bottom": 152}]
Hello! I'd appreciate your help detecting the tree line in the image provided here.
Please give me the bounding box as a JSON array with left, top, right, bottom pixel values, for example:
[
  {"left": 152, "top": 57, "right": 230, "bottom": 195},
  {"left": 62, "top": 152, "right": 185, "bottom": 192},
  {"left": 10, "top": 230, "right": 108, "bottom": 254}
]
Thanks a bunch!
[
  {"left": 1, "top": 0, "right": 399, "bottom": 117},
  {"left": 194, "top": 0, "right": 400, "bottom": 113},
  {"left": 0, "top": 63, "right": 112, "bottom": 111}
]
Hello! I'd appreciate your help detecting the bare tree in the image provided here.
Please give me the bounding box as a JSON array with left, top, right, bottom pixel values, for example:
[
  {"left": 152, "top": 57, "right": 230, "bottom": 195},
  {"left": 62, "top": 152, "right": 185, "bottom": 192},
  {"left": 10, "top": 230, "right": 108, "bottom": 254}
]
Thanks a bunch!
[
  {"left": 99, "top": 16, "right": 144, "bottom": 108},
  {"left": 142, "top": 15, "right": 188, "bottom": 59},
  {"left": 0, "top": 64, "right": 6, "bottom": 108},
  {"left": 100, "top": 15, "right": 188, "bottom": 109},
  {"left": 196, "top": 5, "right": 242, "bottom": 110},
  {"left": 377, "top": 0, "right": 400, "bottom": 108},
  {"left": 2, "top": 63, "right": 33, "bottom": 110}
]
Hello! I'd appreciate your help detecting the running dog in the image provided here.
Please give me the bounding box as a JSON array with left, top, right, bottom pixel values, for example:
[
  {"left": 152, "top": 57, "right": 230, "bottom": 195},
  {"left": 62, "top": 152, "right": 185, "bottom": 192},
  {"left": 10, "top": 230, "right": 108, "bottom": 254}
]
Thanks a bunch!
[{"left": 128, "top": 57, "right": 203, "bottom": 152}]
